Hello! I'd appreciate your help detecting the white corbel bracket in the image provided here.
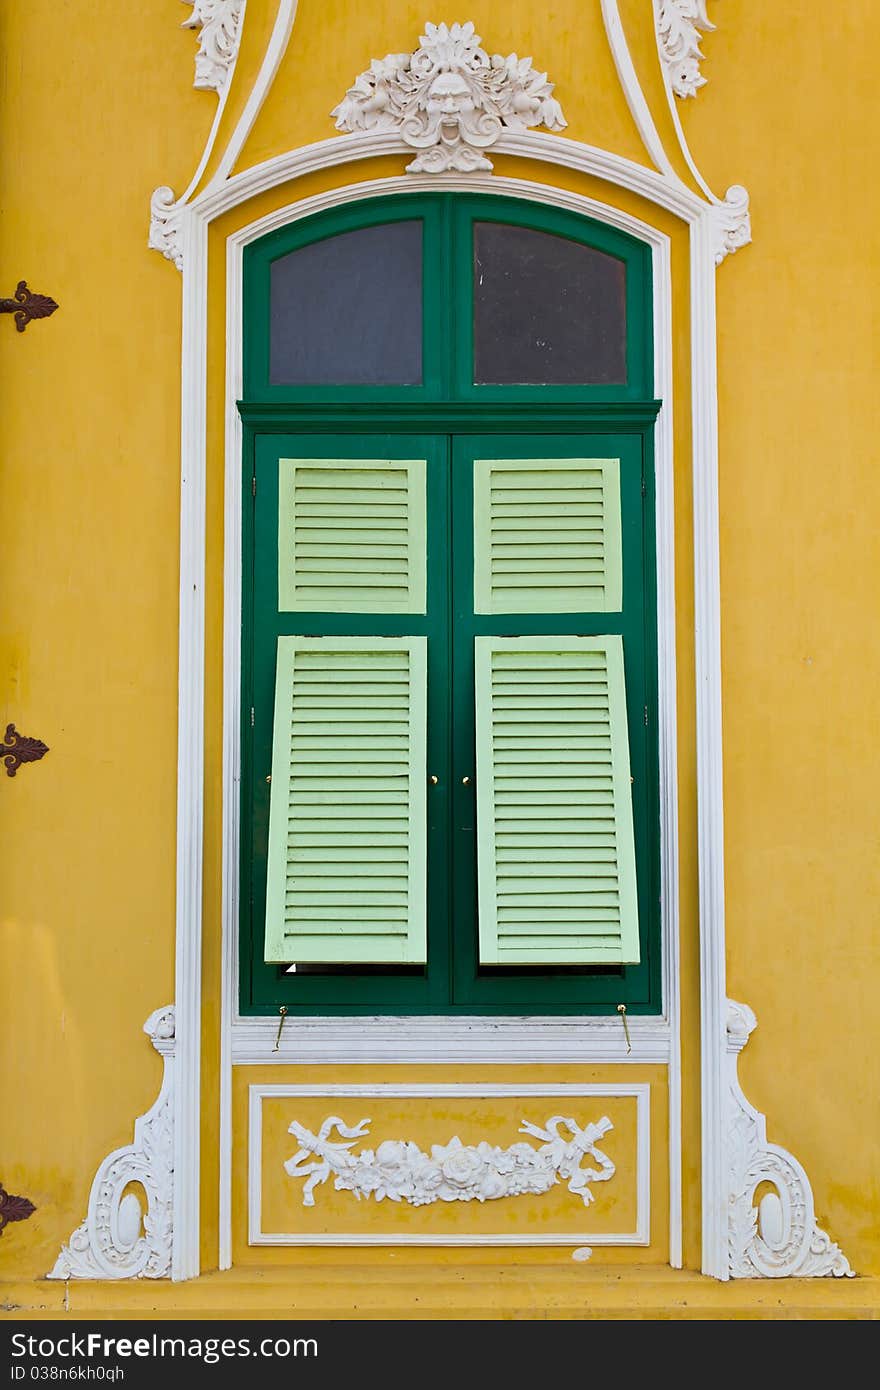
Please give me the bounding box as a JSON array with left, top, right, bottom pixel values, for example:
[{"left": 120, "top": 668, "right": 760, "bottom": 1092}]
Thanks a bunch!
[
  {"left": 726, "top": 999, "right": 853, "bottom": 1278},
  {"left": 711, "top": 184, "right": 751, "bottom": 265},
  {"left": 48, "top": 1007, "right": 176, "bottom": 1281}
]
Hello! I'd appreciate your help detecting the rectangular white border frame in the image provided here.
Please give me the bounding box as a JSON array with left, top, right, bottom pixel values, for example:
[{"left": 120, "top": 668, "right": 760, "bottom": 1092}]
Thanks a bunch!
[{"left": 247, "top": 1083, "right": 651, "bottom": 1247}]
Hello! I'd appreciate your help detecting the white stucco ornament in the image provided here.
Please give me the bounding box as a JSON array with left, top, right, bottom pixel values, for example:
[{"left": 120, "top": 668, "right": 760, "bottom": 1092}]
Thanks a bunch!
[
  {"left": 712, "top": 184, "right": 751, "bottom": 264},
  {"left": 725, "top": 999, "right": 853, "bottom": 1278},
  {"left": 285, "top": 1113, "right": 614, "bottom": 1208},
  {"left": 180, "top": 0, "right": 244, "bottom": 94},
  {"left": 656, "top": 0, "right": 716, "bottom": 98},
  {"left": 331, "top": 21, "right": 567, "bottom": 173},
  {"left": 48, "top": 1007, "right": 176, "bottom": 1280}
]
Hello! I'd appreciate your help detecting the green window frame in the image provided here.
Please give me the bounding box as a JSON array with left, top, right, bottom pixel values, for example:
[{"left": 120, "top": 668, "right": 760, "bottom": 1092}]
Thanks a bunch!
[{"left": 240, "top": 193, "right": 661, "bottom": 1017}]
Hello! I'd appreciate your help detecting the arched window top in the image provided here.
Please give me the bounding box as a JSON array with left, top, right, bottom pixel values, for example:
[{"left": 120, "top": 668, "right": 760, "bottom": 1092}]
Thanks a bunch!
[
  {"left": 269, "top": 220, "right": 424, "bottom": 387},
  {"left": 243, "top": 194, "right": 653, "bottom": 403}
]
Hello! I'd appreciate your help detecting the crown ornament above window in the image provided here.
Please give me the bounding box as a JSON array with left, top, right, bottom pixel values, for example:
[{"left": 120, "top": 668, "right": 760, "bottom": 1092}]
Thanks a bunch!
[{"left": 331, "top": 21, "right": 567, "bottom": 173}]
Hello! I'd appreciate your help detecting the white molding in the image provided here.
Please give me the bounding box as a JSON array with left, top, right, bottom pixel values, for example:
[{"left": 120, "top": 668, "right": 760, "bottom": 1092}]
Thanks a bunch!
[
  {"left": 726, "top": 1001, "right": 853, "bottom": 1278},
  {"left": 248, "top": 1084, "right": 650, "bottom": 1247},
  {"left": 172, "top": 211, "right": 208, "bottom": 1282},
  {"left": 220, "top": 174, "right": 680, "bottom": 1269},
  {"left": 49, "top": 1008, "right": 175, "bottom": 1281},
  {"left": 689, "top": 208, "right": 727, "bottom": 1278},
  {"left": 230, "top": 1015, "right": 672, "bottom": 1065},
  {"left": 600, "top": 0, "right": 680, "bottom": 180},
  {"left": 210, "top": 0, "right": 299, "bottom": 187},
  {"left": 656, "top": 2, "right": 715, "bottom": 99},
  {"left": 330, "top": 20, "right": 565, "bottom": 174},
  {"left": 194, "top": 128, "right": 706, "bottom": 224},
  {"left": 181, "top": 0, "right": 245, "bottom": 94},
  {"left": 149, "top": 3, "right": 250, "bottom": 267}
]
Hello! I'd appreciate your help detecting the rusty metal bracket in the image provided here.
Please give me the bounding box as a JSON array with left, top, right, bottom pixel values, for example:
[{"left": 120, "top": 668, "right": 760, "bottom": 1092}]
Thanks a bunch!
[
  {"left": 1, "top": 281, "right": 59, "bottom": 332},
  {"left": 2, "top": 723, "right": 49, "bottom": 777},
  {"left": 0, "top": 1183, "right": 36, "bottom": 1236}
]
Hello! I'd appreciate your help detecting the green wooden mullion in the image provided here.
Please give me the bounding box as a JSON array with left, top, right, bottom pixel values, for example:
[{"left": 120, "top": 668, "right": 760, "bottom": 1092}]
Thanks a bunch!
[{"left": 238, "top": 403, "right": 662, "bottom": 430}]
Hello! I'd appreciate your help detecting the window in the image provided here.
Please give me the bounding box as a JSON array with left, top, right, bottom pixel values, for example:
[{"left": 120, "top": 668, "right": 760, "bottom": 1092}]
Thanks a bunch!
[{"left": 240, "top": 194, "right": 660, "bottom": 1016}]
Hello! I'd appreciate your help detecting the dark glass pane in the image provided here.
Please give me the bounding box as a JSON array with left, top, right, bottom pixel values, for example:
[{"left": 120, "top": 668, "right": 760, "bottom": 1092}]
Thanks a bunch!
[
  {"left": 473, "top": 222, "right": 627, "bottom": 385},
  {"left": 269, "top": 221, "right": 423, "bottom": 385}
]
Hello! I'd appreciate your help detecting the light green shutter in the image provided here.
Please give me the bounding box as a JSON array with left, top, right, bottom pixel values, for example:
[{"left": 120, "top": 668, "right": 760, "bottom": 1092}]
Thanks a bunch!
[
  {"left": 475, "top": 635, "right": 639, "bottom": 965},
  {"left": 264, "top": 636, "right": 427, "bottom": 964},
  {"left": 473, "top": 458, "right": 622, "bottom": 614},
  {"left": 278, "top": 458, "right": 426, "bottom": 613}
]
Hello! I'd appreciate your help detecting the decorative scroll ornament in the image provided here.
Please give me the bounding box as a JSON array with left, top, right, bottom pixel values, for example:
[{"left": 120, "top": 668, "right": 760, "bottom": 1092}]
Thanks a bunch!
[
  {"left": 726, "top": 999, "right": 853, "bottom": 1278},
  {"left": 712, "top": 184, "right": 751, "bottom": 264},
  {"left": 0, "top": 282, "right": 59, "bottom": 333},
  {"left": 180, "top": 0, "right": 244, "bottom": 94},
  {"left": 331, "top": 21, "right": 567, "bottom": 173},
  {"left": 149, "top": 2, "right": 244, "bottom": 267},
  {"left": 2, "top": 724, "right": 49, "bottom": 778},
  {"left": 149, "top": 187, "right": 185, "bottom": 271},
  {"left": 0, "top": 1185, "right": 36, "bottom": 1236},
  {"left": 49, "top": 1007, "right": 175, "bottom": 1280},
  {"left": 285, "top": 1113, "right": 614, "bottom": 1208},
  {"left": 656, "top": 0, "right": 716, "bottom": 98}
]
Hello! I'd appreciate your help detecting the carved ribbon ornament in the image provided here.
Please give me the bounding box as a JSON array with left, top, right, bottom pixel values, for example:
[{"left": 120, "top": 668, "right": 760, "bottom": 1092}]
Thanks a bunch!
[{"left": 285, "top": 1113, "right": 615, "bottom": 1209}]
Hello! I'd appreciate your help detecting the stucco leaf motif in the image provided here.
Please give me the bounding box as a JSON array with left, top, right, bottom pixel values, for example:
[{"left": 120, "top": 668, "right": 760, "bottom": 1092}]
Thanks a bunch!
[
  {"left": 725, "top": 999, "right": 853, "bottom": 1278},
  {"left": 285, "top": 1113, "right": 615, "bottom": 1209},
  {"left": 656, "top": 0, "right": 716, "bottom": 99},
  {"left": 331, "top": 21, "right": 567, "bottom": 173},
  {"left": 180, "top": 0, "right": 244, "bottom": 94}
]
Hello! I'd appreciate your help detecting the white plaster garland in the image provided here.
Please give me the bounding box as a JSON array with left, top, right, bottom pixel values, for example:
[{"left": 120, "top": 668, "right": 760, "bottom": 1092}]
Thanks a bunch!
[
  {"left": 725, "top": 1000, "right": 853, "bottom": 1278},
  {"left": 48, "top": 1008, "right": 176, "bottom": 1281},
  {"left": 285, "top": 1114, "right": 615, "bottom": 1209},
  {"left": 656, "top": 1, "right": 715, "bottom": 98},
  {"left": 331, "top": 21, "right": 566, "bottom": 173},
  {"left": 181, "top": 0, "right": 245, "bottom": 94}
]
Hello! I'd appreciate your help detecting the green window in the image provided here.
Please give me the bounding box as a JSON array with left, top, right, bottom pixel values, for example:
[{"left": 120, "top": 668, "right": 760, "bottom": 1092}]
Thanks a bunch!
[{"left": 241, "top": 194, "right": 661, "bottom": 1016}]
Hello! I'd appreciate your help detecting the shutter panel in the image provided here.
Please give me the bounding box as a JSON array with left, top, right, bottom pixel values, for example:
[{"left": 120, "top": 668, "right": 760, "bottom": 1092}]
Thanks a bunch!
[
  {"left": 475, "top": 635, "right": 639, "bottom": 965},
  {"left": 264, "top": 636, "right": 427, "bottom": 964},
  {"left": 473, "top": 458, "right": 622, "bottom": 614},
  {"left": 278, "top": 458, "right": 427, "bottom": 613}
]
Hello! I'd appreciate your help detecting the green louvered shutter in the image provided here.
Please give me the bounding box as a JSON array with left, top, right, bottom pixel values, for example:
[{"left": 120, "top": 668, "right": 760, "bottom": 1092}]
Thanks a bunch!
[
  {"left": 475, "top": 635, "right": 639, "bottom": 965},
  {"left": 278, "top": 458, "right": 426, "bottom": 613},
  {"left": 473, "top": 458, "right": 622, "bottom": 614},
  {"left": 264, "top": 636, "right": 427, "bottom": 963}
]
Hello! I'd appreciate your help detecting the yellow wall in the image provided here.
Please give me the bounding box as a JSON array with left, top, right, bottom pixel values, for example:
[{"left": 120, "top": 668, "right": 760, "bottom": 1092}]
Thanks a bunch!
[{"left": 1, "top": 0, "right": 877, "bottom": 1301}]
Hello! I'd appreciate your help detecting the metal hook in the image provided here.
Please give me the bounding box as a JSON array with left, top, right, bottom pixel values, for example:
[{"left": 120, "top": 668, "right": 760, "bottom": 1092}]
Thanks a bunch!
[
  {"left": 273, "top": 1005, "right": 288, "bottom": 1052},
  {"left": 617, "top": 1003, "right": 632, "bottom": 1055}
]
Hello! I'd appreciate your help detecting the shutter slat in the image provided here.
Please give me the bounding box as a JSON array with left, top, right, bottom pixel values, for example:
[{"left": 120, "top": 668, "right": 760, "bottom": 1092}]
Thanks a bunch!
[
  {"left": 474, "top": 458, "right": 622, "bottom": 614},
  {"left": 265, "top": 636, "right": 427, "bottom": 964},
  {"left": 278, "top": 459, "right": 426, "bottom": 612},
  {"left": 475, "top": 636, "right": 639, "bottom": 965}
]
